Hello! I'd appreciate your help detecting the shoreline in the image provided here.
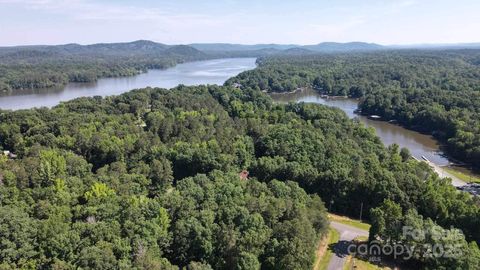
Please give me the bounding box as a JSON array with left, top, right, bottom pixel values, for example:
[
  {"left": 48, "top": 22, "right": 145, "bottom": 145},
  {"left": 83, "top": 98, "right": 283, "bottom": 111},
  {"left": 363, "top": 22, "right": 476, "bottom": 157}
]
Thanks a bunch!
[
  {"left": 2, "top": 56, "right": 258, "bottom": 96},
  {"left": 269, "top": 87, "right": 479, "bottom": 187},
  {"left": 0, "top": 57, "right": 258, "bottom": 110}
]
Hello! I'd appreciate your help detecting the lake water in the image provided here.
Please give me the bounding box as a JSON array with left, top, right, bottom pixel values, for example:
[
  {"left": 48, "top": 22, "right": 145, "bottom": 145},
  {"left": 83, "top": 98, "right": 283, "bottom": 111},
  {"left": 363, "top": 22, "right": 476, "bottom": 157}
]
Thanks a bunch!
[
  {"left": 270, "top": 88, "right": 450, "bottom": 166},
  {"left": 1, "top": 57, "right": 474, "bottom": 179},
  {"left": 0, "top": 58, "right": 257, "bottom": 110}
]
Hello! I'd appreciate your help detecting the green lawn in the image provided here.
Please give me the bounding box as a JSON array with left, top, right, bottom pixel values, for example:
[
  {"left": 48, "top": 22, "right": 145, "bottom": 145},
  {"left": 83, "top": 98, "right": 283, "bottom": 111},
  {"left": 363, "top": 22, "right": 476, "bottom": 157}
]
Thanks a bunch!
[
  {"left": 316, "top": 227, "right": 340, "bottom": 270},
  {"left": 329, "top": 213, "right": 371, "bottom": 231},
  {"left": 444, "top": 167, "right": 480, "bottom": 183}
]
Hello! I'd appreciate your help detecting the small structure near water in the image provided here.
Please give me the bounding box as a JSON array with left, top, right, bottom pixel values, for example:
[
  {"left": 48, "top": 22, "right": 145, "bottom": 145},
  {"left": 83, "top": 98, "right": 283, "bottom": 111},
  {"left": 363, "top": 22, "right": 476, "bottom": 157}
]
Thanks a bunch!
[{"left": 368, "top": 115, "right": 381, "bottom": 120}]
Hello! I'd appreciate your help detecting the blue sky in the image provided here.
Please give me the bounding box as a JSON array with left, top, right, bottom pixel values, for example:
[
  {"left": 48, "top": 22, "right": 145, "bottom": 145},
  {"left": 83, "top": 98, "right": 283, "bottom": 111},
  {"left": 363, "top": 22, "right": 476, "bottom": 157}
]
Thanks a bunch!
[{"left": 0, "top": 0, "right": 479, "bottom": 46}]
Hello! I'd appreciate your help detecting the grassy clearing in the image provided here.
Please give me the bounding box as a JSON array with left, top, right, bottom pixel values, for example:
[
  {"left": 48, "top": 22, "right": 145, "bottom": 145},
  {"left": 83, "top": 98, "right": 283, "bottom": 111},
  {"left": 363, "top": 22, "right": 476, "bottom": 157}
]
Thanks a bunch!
[
  {"left": 329, "top": 213, "right": 371, "bottom": 231},
  {"left": 444, "top": 167, "right": 480, "bottom": 183},
  {"left": 312, "top": 232, "right": 329, "bottom": 270},
  {"left": 354, "top": 236, "right": 368, "bottom": 242},
  {"left": 315, "top": 227, "right": 340, "bottom": 270}
]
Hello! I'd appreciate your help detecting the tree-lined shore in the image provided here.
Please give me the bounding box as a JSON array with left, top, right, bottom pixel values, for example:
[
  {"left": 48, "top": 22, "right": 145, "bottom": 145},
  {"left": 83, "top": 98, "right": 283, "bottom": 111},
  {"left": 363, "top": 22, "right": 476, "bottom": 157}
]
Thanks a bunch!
[
  {"left": 227, "top": 50, "right": 480, "bottom": 170},
  {"left": 0, "top": 85, "right": 479, "bottom": 269}
]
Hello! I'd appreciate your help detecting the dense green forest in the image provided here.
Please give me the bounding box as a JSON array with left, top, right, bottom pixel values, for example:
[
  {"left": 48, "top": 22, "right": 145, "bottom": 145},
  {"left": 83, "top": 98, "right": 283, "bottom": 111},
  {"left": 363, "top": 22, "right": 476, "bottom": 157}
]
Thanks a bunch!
[
  {"left": 226, "top": 50, "right": 480, "bottom": 168},
  {"left": 0, "top": 41, "right": 208, "bottom": 92},
  {"left": 0, "top": 85, "right": 479, "bottom": 269},
  {"left": 0, "top": 40, "right": 386, "bottom": 93}
]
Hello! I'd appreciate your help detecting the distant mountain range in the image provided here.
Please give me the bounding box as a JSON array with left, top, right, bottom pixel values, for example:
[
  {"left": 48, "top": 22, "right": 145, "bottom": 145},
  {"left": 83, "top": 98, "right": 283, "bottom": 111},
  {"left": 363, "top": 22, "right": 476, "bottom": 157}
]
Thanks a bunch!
[
  {"left": 190, "top": 41, "right": 480, "bottom": 53},
  {"left": 189, "top": 42, "right": 384, "bottom": 53},
  {"left": 389, "top": 43, "right": 480, "bottom": 49},
  {"left": 1, "top": 40, "right": 480, "bottom": 60},
  {"left": 188, "top": 43, "right": 298, "bottom": 52},
  {"left": 302, "top": 42, "right": 384, "bottom": 52},
  {"left": 1, "top": 40, "right": 479, "bottom": 93},
  {"left": 0, "top": 40, "right": 207, "bottom": 61}
]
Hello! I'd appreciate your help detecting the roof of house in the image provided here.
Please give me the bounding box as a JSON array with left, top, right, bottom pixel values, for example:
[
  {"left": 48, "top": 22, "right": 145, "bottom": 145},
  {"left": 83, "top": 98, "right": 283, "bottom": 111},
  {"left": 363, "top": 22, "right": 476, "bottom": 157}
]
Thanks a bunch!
[{"left": 239, "top": 170, "right": 249, "bottom": 180}]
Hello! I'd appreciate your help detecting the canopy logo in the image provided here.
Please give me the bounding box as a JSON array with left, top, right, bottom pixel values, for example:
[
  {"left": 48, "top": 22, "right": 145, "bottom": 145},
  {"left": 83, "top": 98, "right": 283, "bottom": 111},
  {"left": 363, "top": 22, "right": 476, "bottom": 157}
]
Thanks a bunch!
[{"left": 347, "top": 226, "right": 466, "bottom": 261}]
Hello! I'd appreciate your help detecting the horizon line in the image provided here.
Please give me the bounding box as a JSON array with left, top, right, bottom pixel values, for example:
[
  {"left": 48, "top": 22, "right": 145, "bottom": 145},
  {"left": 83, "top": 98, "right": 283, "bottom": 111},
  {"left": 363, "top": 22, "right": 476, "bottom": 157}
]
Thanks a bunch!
[{"left": 1, "top": 39, "right": 480, "bottom": 48}]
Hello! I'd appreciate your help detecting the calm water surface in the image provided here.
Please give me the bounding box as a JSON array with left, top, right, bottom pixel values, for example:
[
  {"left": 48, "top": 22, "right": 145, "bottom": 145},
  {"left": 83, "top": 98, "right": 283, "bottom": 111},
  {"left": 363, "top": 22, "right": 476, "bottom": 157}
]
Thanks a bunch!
[
  {"left": 0, "top": 58, "right": 257, "bottom": 110},
  {"left": 0, "top": 58, "right": 470, "bottom": 171},
  {"left": 270, "top": 88, "right": 450, "bottom": 166}
]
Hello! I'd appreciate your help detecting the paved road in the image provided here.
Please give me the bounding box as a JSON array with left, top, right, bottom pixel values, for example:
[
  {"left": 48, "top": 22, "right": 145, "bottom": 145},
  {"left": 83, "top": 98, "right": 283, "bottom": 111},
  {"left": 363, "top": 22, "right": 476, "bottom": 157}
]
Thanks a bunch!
[
  {"left": 327, "top": 221, "right": 369, "bottom": 270},
  {"left": 411, "top": 156, "right": 466, "bottom": 187},
  {"left": 423, "top": 159, "right": 466, "bottom": 187}
]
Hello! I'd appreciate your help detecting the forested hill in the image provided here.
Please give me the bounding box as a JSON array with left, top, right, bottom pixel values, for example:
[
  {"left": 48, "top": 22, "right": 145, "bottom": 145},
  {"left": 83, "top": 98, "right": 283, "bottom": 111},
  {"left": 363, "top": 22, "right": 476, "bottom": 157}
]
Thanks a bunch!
[
  {"left": 0, "top": 85, "right": 479, "bottom": 269},
  {"left": 226, "top": 50, "right": 480, "bottom": 168},
  {"left": 0, "top": 41, "right": 208, "bottom": 92},
  {"left": 0, "top": 40, "right": 182, "bottom": 57},
  {"left": 190, "top": 41, "right": 384, "bottom": 55},
  {"left": 3, "top": 40, "right": 478, "bottom": 94},
  {"left": 0, "top": 40, "right": 385, "bottom": 93},
  {"left": 302, "top": 42, "right": 383, "bottom": 52},
  {"left": 188, "top": 43, "right": 298, "bottom": 51}
]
